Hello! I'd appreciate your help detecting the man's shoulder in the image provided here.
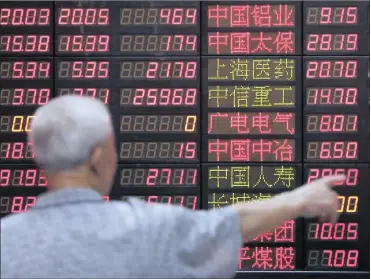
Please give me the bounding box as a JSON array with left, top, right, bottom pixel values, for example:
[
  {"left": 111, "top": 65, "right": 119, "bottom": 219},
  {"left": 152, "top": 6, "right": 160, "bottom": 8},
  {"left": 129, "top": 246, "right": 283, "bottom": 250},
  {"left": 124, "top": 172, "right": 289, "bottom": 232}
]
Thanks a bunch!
[{"left": 1, "top": 212, "right": 25, "bottom": 229}]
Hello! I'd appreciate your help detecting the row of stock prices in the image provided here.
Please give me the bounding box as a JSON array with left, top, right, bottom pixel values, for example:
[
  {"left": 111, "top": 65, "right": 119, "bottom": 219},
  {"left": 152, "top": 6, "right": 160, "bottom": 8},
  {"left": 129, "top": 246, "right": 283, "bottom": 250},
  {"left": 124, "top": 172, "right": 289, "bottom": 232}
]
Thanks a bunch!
[{"left": 0, "top": 0, "right": 369, "bottom": 273}]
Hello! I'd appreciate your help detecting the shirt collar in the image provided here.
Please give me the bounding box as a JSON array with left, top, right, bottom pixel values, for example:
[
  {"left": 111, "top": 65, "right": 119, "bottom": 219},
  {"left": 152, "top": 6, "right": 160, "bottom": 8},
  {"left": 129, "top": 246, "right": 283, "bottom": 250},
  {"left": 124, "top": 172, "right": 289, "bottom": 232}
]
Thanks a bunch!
[{"left": 34, "top": 188, "right": 103, "bottom": 209}]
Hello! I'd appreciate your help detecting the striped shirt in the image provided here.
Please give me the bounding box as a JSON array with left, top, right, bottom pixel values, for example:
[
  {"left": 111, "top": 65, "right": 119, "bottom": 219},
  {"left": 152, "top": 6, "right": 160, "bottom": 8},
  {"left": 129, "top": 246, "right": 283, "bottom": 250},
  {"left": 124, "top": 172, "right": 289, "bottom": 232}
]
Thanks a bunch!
[{"left": 1, "top": 188, "right": 242, "bottom": 278}]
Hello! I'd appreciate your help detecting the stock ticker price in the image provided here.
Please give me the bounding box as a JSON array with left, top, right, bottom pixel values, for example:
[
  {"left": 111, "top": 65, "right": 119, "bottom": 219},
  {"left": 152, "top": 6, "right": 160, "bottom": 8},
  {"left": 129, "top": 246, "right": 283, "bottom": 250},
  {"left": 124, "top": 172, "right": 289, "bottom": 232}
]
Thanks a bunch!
[
  {"left": 306, "top": 249, "right": 359, "bottom": 269},
  {"left": 0, "top": 7, "right": 52, "bottom": 55},
  {"left": 119, "top": 167, "right": 198, "bottom": 188},
  {"left": 306, "top": 222, "right": 358, "bottom": 242}
]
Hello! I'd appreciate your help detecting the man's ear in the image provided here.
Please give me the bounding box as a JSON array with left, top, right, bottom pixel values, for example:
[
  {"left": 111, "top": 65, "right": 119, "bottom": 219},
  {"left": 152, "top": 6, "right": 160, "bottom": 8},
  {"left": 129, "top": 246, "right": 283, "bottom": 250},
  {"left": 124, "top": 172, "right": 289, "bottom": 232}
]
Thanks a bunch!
[{"left": 90, "top": 145, "right": 103, "bottom": 167}]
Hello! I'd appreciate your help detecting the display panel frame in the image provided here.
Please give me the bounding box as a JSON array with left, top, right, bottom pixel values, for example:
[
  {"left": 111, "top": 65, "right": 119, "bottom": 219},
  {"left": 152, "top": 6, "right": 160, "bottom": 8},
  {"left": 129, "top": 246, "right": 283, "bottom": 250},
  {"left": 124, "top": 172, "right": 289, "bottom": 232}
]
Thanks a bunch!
[
  {"left": 54, "top": 1, "right": 201, "bottom": 56},
  {"left": 0, "top": 0, "right": 369, "bottom": 273},
  {"left": 303, "top": 1, "right": 370, "bottom": 56},
  {"left": 0, "top": 2, "right": 53, "bottom": 56},
  {"left": 201, "top": 1, "right": 302, "bottom": 55}
]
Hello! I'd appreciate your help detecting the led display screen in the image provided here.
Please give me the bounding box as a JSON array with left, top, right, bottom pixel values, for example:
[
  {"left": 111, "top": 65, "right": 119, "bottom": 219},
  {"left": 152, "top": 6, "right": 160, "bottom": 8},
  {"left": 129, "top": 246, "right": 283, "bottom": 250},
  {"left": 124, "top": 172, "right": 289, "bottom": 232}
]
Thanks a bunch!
[
  {"left": 305, "top": 114, "right": 358, "bottom": 133},
  {"left": 246, "top": 221, "right": 295, "bottom": 244},
  {"left": 0, "top": 142, "right": 34, "bottom": 161},
  {"left": 208, "top": 192, "right": 275, "bottom": 209},
  {"left": 0, "top": 115, "right": 33, "bottom": 133},
  {"left": 207, "top": 86, "right": 296, "bottom": 108},
  {"left": 0, "top": 0, "right": 369, "bottom": 273},
  {"left": 0, "top": 60, "right": 51, "bottom": 79},
  {"left": 207, "top": 32, "right": 297, "bottom": 55},
  {"left": 57, "top": 88, "right": 109, "bottom": 104},
  {"left": 54, "top": 34, "right": 198, "bottom": 54},
  {"left": 206, "top": 58, "right": 296, "bottom": 81},
  {"left": 305, "top": 141, "right": 359, "bottom": 161},
  {"left": 305, "top": 88, "right": 358, "bottom": 106},
  {"left": 0, "top": 195, "right": 109, "bottom": 216},
  {"left": 306, "top": 222, "right": 359, "bottom": 241},
  {"left": 305, "top": 7, "right": 358, "bottom": 25},
  {"left": 206, "top": 165, "right": 298, "bottom": 189},
  {"left": 305, "top": 34, "right": 359, "bottom": 53},
  {"left": 56, "top": 8, "right": 110, "bottom": 26},
  {"left": 304, "top": 165, "right": 369, "bottom": 188},
  {"left": 119, "top": 115, "right": 198, "bottom": 134},
  {"left": 0, "top": 196, "right": 37, "bottom": 214},
  {"left": 119, "top": 61, "right": 198, "bottom": 80},
  {"left": 0, "top": 88, "right": 51, "bottom": 106},
  {"left": 119, "top": 167, "right": 198, "bottom": 188},
  {"left": 118, "top": 8, "right": 198, "bottom": 26},
  {"left": 119, "top": 141, "right": 198, "bottom": 162},
  {"left": 0, "top": 8, "right": 51, "bottom": 26},
  {"left": 306, "top": 249, "right": 359, "bottom": 269},
  {"left": 121, "top": 195, "right": 199, "bottom": 211},
  {"left": 239, "top": 246, "right": 296, "bottom": 270},
  {"left": 207, "top": 139, "right": 296, "bottom": 162},
  {"left": 120, "top": 88, "right": 198, "bottom": 107},
  {"left": 305, "top": 59, "right": 358, "bottom": 79},
  {"left": 0, "top": 167, "right": 47, "bottom": 187},
  {"left": 206, "top": 4, "right": 296, "bottom": 28},
  {"left": 208, "top": 112, "right": 295, "bottom": 135},
  {"left": 0, "top": 35, "right": 51, "bottom": 53}
]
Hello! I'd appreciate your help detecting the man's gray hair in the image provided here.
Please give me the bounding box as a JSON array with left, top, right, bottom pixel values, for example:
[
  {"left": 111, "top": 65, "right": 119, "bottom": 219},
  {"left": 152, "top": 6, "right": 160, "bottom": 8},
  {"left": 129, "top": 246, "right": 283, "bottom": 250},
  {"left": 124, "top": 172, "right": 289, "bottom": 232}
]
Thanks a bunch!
[{"left": 29, "top": 96, "right": 113, "bottom": 172}]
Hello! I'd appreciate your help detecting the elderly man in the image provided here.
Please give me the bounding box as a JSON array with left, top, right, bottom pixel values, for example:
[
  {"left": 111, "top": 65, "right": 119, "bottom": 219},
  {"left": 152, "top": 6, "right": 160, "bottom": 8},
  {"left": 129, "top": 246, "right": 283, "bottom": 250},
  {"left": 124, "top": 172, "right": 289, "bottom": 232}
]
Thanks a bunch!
[{"left": 1, "top": 96, "right": 344, "bottom": 278}]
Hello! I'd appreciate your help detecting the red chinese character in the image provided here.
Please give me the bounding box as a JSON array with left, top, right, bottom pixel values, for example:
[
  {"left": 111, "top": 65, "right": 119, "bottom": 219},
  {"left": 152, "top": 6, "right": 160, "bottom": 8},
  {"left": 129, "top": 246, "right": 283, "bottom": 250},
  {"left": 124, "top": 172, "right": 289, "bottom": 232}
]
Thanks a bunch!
[
  {"left": 208, "top": 5, "right": 228, "bottom": 27},
  {"left": 208, "top": 139, "right": 228, "bottom": 161},
  {"left": 273, "top": 140, "right": 293, "bottom": 161},
  {"left": 230, "top": 33, "right": 250, "bottom": 54},
  {"left": 273, "top": 112, "right": 295, "bottom": 134},
  {"left": 208, "top": 112, "right": 229, "bottom": 134},
  {"left": 273, "top": 32, "right": 295, "bottom": 54},
  {"left": 251, "top": 5, "right": 273, "bottom": 27},
  {"left": 274, "top": 220, "right": 295, "bottom": 242},
  {"left": 230, "top": 5, "right": 250, "bottom": 27},
  {"left": 252, "top": 112, "right": 272, "bottom": 134},
  {"left": 252, "top": 247, "right": 273, "bottom": 269},
  {"left": 208, "top": 32, "right": 228, "bottom": 54},
  {"left": 230, "top": 113, "right": 250, "bottom": 134},
  {"left": 273, "top": 5, "right": 294, "bottom": 27},
  {"left": 253, "top": 232, "right": 273, "bottom": 242},
  {"left": 252, "top": 139, "right": 273, "bottom": 161},
  {"left": 239, "top": 247, "right": 252, "bottom": 269},
  {"left": 251, "top": 32, "right": 273, "bottom": 53},
  {"left": 274, "top": 247, "right": 295, "bottom": 270},
  {"left": 230, "top": 140, "right": 250, "bottom": 161}
]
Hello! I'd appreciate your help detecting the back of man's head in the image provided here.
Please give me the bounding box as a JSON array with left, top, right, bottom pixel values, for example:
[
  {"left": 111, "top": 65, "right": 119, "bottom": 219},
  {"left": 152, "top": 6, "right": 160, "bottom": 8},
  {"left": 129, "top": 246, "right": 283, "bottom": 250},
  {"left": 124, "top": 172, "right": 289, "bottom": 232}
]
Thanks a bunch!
[
  {"left": 29, "top": 95, "right": 112, "bottom": 171},
  {"left": 28, "top": 96, "right": 117, "bottom": 193}
]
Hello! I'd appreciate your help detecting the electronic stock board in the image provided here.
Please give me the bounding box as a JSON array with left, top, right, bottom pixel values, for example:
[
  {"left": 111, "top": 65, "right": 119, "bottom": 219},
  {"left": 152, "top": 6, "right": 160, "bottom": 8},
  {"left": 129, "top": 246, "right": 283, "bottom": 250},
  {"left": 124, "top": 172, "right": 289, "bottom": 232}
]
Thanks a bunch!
[{"left": 0, "top": 1, "right": 370, "bottom": 274}]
